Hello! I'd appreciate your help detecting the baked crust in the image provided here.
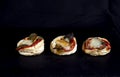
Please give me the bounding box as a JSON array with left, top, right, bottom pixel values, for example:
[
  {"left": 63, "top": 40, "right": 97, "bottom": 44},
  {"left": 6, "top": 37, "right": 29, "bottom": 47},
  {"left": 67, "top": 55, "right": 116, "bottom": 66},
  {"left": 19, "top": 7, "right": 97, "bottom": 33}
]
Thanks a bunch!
[
  {"left": 50, "top": 36, "right": 77, "bottom": 56},
  {"left": 82, "top": 37, "right": 111, "bottom": 56},
  {"left": 16, "top": 33, "right": 44, "bottom": 56}
]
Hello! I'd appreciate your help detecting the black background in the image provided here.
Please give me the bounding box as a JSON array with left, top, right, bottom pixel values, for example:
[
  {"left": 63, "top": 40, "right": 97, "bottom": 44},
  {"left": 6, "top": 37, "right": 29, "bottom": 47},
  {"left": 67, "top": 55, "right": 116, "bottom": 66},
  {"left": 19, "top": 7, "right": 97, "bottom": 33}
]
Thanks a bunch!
[
  {"left": 1, "top": 0, "right": 120, "bottom": 76},
  {"left": 0, "top": 28, "right": 120, "bottom": 77}
]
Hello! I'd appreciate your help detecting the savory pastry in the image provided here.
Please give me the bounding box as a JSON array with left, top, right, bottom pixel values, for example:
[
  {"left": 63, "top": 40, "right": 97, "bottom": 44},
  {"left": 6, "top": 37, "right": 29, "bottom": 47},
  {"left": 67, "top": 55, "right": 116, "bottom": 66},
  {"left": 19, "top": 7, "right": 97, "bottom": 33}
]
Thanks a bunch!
[
  {"left": 16, "top": 33, "right": 44, "bottom": 56},
  {"left": 82, "top": 37, "right": 111, "bottom": 56},
  {"left": 50, "top": 33, "right": 77, "bottom": 56}
]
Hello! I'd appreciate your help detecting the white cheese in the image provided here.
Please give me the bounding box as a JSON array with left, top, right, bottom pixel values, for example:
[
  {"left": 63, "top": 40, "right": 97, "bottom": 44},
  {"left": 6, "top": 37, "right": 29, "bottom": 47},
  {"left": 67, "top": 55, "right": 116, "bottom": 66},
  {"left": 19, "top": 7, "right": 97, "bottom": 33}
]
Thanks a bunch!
[
  {"left": 90, "top": 38, "right": 101, "bottom": 48},
  {"left": 18, "top": 40, "right": 33, "bottom": 46}
]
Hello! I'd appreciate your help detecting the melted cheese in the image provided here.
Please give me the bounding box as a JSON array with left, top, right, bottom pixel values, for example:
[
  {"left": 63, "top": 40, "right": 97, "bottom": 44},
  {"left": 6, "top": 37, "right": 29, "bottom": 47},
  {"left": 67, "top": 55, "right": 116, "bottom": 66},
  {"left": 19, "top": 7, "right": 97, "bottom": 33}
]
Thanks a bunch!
[
  {"left": 20, "top": 40, "right": 33, "bottom": 46},
  {"left": 90, "top": 38, "right": 101, "bottom": 48}
]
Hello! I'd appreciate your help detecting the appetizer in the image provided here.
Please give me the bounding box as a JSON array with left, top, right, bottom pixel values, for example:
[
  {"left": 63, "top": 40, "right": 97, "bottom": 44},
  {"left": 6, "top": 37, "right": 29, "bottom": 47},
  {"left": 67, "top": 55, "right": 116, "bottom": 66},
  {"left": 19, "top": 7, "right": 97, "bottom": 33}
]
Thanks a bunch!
[
  {"left": 82, "top": 37, "right": 111, "bottom": 56},
  {"left": 16, "top": 33, "right": 44, "bottom": 56},
  {"left": 50, "top": 33, "right": 77, "bottom": 56}
]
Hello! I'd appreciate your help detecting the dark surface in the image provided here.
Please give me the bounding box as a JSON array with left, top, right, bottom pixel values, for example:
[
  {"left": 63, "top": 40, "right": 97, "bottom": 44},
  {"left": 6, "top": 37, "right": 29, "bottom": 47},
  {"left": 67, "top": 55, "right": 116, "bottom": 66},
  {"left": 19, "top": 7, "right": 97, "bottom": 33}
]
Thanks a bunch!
[
  {"left": 1, "top": 0, "right": 120, "bottom": 76},
  {"left": 0, "top": 28, "right": 120, "bottom": 77},
  {"left": 0, "top": 0, "right": 112, "bottom": 29}
]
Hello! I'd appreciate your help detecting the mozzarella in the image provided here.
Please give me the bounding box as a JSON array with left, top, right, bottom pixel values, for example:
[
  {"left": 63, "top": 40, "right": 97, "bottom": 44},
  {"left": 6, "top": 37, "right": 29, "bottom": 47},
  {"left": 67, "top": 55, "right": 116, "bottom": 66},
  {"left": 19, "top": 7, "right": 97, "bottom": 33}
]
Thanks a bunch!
[
  {"left": 17, "top": 39, "right": 32, "bottom": 47},
  {"left": 90, "top": 37, "right": 102, "bottom": 48}
]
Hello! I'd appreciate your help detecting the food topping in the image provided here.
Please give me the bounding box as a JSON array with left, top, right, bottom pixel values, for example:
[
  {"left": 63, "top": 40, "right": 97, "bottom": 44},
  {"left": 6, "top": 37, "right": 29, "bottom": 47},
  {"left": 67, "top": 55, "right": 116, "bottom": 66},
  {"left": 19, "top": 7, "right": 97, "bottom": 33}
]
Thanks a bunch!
[
  {"left": 28, "top": 33, "right": 38, "bottom": 42},
  {"left": 89, "top": 37, "right": 102, "bottom": 48},
  {"left": 54, "top": 33, "right": 75, "bottom": 52},
  {"left": 17, "top": 33, "right": 42, "bottom": 51},
  {"left": 102, "top": 39, "right": 111, "bottom": 50},
  {"left": 64, "top": 33, "right": 74, "bottom": 42},
  {"left": 84, "top": 37, "right": 111, "bottom": 50}
]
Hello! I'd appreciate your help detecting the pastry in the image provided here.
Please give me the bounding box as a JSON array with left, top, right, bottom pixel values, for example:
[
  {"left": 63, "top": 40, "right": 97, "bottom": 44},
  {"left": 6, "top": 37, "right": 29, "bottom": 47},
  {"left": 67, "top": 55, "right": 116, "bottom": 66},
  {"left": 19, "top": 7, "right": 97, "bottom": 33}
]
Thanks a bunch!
[
  {"left": 50, "top": 33, "right": 77, "bottom": 56},
  {"left": 82, "top": 37, "right": 111, "bottom": 56},
  {"left": 16, "top": 33, "right": 44, "bottom": 56}
]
